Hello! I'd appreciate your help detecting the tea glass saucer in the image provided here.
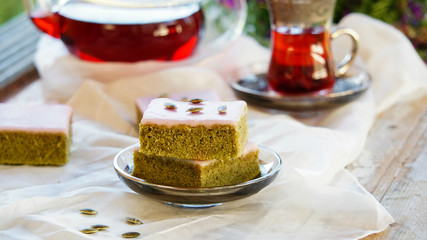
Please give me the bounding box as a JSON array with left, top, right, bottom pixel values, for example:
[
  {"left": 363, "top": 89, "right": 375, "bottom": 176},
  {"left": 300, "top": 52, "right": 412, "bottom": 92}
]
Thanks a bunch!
[
  {"left": 113, "top": 143, "right": 282, "bottom": 208},
  {"left": 228, "top": 62, "right": 371, "bottom": 111}
]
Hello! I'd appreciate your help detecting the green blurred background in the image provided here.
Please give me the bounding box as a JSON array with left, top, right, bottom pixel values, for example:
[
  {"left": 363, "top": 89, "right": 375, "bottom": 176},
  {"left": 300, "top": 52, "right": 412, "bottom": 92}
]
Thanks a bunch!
[{"left": 0, "top": 0, "right": 24, "bottom": 25}]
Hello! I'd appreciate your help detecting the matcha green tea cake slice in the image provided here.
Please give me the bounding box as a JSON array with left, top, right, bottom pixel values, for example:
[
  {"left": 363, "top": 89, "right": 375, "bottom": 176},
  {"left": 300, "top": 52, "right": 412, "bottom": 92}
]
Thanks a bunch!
[
  {"left": 0, "top": 103, "right": 73, "bottom": 166},
  {"left": 139, "top": 98, "right": 248, "bottom": 161},
  {"left": 133, "top": 141, "right": 260, "bottom": 188}
]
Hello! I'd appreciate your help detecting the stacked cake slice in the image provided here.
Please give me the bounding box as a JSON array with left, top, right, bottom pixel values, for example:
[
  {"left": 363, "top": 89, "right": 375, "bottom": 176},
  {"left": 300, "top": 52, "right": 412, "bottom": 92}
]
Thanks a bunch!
[{"left": 133, "top": 98, "right": 260, "bottom": 188}]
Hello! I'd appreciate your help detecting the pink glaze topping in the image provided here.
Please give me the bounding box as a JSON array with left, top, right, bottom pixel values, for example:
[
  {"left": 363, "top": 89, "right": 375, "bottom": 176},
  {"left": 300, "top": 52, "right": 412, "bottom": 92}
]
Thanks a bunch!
[
  {"left": 0, "top": 104, "right": 73, "bottom": 133},
  {"left": 135, "top": 90, "right": 221, "bottom": 114},
  {"left": 140, "top": 98, "right": 247, "bottom": 127}
]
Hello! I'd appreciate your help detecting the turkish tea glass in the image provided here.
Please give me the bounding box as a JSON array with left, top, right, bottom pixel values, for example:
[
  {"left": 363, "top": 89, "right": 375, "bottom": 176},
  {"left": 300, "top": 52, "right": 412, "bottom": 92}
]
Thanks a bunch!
[{"left": 266, "top": 0, "right": 359, "bottom": 95}]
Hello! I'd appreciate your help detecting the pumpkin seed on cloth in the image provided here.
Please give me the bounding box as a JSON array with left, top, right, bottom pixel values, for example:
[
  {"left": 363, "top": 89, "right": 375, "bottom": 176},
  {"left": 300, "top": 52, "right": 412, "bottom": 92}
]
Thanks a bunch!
[
  {"left": 79, "top": 208, "right": 97, "bottom": 215},
  {"left": 122, "top": 231, "right": 140, "bottom": 238},
  {"left": 125, "top": 217, "right": 143, "bottom": 225},
  {"left": 80, "top": 228, "right": 98, "bottom": 234},
  {"left": 91, "top": 224, "right": 110, "bottom": 231}
]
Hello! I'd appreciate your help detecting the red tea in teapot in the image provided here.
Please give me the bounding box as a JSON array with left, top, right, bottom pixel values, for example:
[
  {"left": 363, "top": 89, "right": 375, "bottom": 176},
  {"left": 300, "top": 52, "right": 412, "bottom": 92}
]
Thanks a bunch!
[
  {"left": 267, "top": 26, "right": 336, "bottom": 94},
  {"left": 30, "top": 2, "right": 204, "bottom": 62}
]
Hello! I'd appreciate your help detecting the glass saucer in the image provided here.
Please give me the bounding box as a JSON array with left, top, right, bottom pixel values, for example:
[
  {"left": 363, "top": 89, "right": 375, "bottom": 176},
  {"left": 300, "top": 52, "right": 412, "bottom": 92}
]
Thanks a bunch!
[
  {"left": 228, "top": 62, "right": 371, "bottom": 111},
  {"left": 113, "top": 143, "right": 282, "bottom": 208}
]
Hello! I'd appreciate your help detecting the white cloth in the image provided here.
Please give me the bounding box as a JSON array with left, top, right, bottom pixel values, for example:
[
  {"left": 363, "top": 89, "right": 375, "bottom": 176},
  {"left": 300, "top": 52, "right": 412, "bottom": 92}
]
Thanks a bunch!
[{"left": 1, "top": 13, "right": 427, "bottom": 239}]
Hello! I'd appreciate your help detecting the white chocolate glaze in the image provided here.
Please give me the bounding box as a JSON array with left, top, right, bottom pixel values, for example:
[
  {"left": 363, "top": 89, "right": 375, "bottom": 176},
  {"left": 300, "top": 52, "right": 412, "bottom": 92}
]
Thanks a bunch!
[
  {"left": 136, "top": 90, "right": 220, "bottom": 115},
  {"left": 0, "top": 104, "right": 73, "bottom": 133},
  {"left": 141, "top": 98, "right": 247, "bottom": 127}
]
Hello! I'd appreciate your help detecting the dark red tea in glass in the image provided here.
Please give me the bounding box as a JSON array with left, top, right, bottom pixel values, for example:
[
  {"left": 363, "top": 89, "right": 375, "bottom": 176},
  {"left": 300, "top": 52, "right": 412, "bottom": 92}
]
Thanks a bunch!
[
  {"left": 25, "top": 0, "right": 247, "bottom": 63},
  {"left": 267, "top": 26, "right": 336, "bottom": 94},
  {"left": 29, "top": 2, "right": 204, "bottom": 62},
  {"left": 266, "top": 0, "right": 359, "bottom": 95}
]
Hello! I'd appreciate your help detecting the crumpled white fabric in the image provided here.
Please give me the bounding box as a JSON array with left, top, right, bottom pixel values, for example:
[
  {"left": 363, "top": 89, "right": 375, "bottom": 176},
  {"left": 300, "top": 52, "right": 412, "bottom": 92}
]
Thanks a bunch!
[{"left": 1, "top": 13, "right": 427, "bottom": 240}]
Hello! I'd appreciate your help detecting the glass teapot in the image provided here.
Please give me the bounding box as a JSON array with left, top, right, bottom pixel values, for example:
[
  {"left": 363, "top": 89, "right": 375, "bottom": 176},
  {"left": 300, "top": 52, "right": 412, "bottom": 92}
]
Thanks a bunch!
[{"left": 24, "top": 0, "right": 247, "bottom": 62}]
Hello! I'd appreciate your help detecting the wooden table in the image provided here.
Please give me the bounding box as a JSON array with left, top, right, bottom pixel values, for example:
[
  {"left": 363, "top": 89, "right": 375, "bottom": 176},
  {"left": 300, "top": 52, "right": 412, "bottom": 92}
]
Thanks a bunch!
[
  {"left": 1, "top": 15, "right": 426, "bottom": 240},
  {"left": 354, "top": 93, "right": 427, "bottom": 239}
]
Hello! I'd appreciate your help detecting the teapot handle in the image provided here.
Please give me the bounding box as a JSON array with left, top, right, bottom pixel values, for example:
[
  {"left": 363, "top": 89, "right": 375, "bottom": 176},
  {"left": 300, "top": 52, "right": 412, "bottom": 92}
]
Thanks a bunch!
[
  {"left": 24, "top": 0, "right": 63, "bottom": 38},
  {"left": 196, "top": 0, "right": 247, "bottom": 58}
]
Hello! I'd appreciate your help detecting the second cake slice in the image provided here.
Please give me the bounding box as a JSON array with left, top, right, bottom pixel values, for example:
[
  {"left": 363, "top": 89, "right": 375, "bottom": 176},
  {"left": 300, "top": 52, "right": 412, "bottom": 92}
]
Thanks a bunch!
[{"left": 133, "top": 141, "right": 260, "bottom": 188}]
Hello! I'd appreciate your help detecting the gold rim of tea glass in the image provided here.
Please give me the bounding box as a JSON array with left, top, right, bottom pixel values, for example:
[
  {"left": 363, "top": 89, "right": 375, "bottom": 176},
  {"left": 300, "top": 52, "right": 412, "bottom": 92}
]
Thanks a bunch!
[{"left": 331, "top": 27, "right": 360, "bottom": 77}]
